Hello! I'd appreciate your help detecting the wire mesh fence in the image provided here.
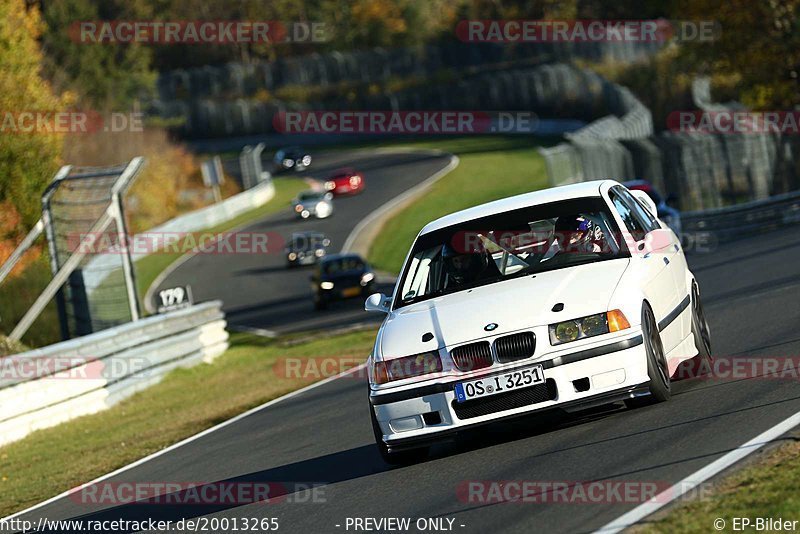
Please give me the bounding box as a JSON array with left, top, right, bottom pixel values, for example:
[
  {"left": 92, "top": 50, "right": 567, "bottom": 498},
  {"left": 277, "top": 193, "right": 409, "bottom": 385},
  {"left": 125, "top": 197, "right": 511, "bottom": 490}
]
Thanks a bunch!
[
  {"left": 41, "top": 162, "right": 143, "bottom": 339},
  {"left": 539, "top": 71, "right": 800, "bottom": 210},
  {"left": 151, "top": 40, "right": 662, "bottom": 138}
]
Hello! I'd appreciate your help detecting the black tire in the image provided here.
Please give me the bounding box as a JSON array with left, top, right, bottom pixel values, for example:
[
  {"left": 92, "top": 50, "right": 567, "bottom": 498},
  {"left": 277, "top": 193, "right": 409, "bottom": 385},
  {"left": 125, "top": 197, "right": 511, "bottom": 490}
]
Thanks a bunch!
[
  {"left": 314, "top": 295, "right": 328, "bottom": 310},
  {"left": 369, "top": 404, "right": 428, "bottom": 466},
  {"left": 625, "top": 302, "right": 671, "bottom": 408},
  {"left": 690, "top": 282, "right": 713, "bottom": 367}
]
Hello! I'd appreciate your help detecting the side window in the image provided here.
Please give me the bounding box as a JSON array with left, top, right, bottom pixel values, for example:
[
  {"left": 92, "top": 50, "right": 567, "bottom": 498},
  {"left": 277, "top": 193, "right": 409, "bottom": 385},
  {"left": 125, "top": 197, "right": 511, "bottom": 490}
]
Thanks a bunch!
[
  {"left": 619, "top": 189, "right": 660, "bottom": 232},
  {"left": 610, "top": 189, "right": 648, "bottom": 242}
]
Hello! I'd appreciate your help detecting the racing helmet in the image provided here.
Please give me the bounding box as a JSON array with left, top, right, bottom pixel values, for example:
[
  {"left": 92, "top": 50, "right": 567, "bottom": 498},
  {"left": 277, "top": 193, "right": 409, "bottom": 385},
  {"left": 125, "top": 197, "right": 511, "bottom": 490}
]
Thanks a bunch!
[{"left": 554, "top": 215, "right": 595, "bottom": 251}]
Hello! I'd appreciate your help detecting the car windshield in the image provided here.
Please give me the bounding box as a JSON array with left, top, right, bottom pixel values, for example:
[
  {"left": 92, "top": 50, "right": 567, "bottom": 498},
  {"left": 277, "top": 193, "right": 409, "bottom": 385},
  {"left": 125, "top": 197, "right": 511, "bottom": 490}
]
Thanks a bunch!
[
  {"left": 395, "top": 197, "right": 626, "bottom": 308},
  {"left": 289, "top": 233, "right": 325, "bottom": 249},
  {"left": 298, "top": 191, "right": 324, "bottom": 201},
  {"left": 323, "top": 257, "right": 365, "bottom": 275}
]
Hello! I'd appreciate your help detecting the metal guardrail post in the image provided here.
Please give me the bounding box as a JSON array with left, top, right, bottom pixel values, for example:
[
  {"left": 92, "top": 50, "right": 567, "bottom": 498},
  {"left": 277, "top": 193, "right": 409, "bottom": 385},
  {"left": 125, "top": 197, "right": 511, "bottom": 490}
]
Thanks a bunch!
[
  {"left": 9, "top": 210, "right": 115, "bottom": 341},
  {"left": 0, "top": 219, "right": 44, "bottom": 286}
]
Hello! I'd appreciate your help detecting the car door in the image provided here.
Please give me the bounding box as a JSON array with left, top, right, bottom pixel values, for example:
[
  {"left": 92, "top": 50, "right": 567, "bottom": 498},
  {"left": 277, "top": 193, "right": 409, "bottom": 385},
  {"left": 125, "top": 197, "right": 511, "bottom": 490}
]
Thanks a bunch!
[
  {"left": 609, "top": 187, "right": 681, "bottom": 352},
  {"left": 623, "top": 188, "right": 692, "bottom": 342}
]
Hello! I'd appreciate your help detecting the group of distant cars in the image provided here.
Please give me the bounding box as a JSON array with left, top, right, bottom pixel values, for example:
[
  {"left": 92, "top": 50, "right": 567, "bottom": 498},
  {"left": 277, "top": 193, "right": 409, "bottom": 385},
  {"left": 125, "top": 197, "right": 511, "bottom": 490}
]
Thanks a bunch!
[
  {"left": 273, "top": 147, "right": 376, "bottom": 310},
  {"left": 270, "top": 147, "right": 683, "bottom": 318}
]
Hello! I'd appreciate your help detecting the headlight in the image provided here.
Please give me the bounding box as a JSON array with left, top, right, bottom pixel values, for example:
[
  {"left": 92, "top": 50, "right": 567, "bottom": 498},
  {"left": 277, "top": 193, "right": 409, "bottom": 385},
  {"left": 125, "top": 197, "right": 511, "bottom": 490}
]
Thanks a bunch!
[
  {"left": 294, "top": 204, "right": 303, "bottom": 213},
  {"left": 301, "top": 155, "right": 312, "bottom": 166},
  {"left": 316, "top": 202, "right": 331, "bottom": 216},
  {"left": 283, "top": 158, "right": 294, "bottom": 167},
  {"left": 324, "top": 181, "right": 336, "bottom": 190},
  {"left": 320, "top": 281, "right": 334, "bottom": 290},
  {"left": 360, "top": 272, "right": 375, "bottom": 286},
  {"left": 288, "top": 252, "right": 297, "bottom": 260},
  {"left": 549, "top": 310, "right": 630, "bottom": 345},
  {"left": 370, "top": 351, "right": 442, "bottom": 385},
  {"left": 315, "top": 248, "right": 325, "bottom": 257}
]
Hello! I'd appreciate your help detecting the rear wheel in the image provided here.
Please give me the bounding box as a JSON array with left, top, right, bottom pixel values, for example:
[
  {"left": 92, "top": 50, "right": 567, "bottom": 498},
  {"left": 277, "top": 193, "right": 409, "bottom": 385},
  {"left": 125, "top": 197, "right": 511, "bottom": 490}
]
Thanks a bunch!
[
  {"left": 691, "top": 282, "right": 712, "bottom": 366},
  {"left": 369, "top": 405, "right": 428, "bottom": 466},
  {"left": 625, "top": 303, "right": 671, "bottom": 408}
]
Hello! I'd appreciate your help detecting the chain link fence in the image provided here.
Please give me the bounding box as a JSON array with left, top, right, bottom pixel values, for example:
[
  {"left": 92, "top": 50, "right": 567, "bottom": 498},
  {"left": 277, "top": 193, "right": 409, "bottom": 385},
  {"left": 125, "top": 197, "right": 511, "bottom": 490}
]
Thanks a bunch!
[
  {"left": 43, "top": 162, "right": 143, "bottom": 338},
  {"left": 540, "top": 73, "right": 800, "bottom": 210},
  {"left": 151, "top": 41, "right": 661, "bottom": 138}
]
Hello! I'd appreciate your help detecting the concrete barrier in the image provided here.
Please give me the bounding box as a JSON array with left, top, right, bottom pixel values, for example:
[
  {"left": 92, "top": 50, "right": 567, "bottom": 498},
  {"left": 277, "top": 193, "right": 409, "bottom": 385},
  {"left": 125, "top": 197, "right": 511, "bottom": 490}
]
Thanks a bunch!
[{"left": 0, "top": 301, "right": 228, "bottom": 447}]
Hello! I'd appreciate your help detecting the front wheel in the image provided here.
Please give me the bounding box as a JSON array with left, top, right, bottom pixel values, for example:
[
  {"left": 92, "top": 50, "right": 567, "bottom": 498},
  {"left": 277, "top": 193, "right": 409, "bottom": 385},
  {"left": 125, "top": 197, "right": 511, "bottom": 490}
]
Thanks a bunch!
[{"left": 625, "top": 303, "right": 671, "bottom": 408}]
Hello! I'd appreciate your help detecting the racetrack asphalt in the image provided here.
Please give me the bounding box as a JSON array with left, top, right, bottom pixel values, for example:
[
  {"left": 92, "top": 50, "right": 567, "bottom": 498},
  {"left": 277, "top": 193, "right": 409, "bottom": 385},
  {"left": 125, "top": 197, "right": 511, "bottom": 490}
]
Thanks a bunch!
[
  {"left": 153, "top": 149, "right": 453, "bottom": 335},
  {"left": 10, "top": 150, "right": 800, "bottom": 533}
]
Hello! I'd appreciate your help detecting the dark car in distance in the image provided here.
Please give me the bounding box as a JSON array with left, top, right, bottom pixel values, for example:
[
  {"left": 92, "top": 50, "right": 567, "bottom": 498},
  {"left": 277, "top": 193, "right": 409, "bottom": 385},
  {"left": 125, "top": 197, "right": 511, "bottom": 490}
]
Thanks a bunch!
[
  {"left": 285, "top": 231, "right": 331, "bottom": 267},
  {"left": 273, "top": 146, "right": 312, "bottom": 173},
  {"left": 311, "top": 254, "right": 376, "bottom": 310}
]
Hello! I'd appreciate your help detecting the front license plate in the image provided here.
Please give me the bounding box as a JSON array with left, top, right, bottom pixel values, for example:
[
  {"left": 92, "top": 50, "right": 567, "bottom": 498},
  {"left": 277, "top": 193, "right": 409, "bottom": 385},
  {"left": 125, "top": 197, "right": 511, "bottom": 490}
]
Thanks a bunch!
[
  {"left": 342, "top": 287, "right": 361, "bottom": 297},
  {"left": 454, "top": 365, "right": 545, "bottom": 403}
]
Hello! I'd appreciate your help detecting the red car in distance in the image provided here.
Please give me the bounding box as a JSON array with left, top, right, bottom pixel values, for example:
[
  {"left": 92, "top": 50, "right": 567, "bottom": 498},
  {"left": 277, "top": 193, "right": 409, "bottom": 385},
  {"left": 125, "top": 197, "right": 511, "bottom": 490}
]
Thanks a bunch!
[{"left": 322, "top": 168, "right": 365, "bottom": 196}]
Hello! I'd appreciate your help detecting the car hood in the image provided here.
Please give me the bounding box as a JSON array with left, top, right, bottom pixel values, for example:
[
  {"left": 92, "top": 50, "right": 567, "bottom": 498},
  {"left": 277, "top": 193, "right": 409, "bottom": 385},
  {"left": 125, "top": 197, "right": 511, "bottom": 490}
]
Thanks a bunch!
[{"left": 379, "top": 258, "right": 630, "bottom": 359}]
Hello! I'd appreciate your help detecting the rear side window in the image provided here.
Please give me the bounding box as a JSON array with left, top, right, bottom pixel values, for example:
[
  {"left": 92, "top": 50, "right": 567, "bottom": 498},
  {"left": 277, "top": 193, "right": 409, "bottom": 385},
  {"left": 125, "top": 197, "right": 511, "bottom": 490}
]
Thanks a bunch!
[
  {"left": 610, "top": 188, "right": 650, "bottom": 241},
  {"left": 619, "top": 188, "right": 660, "bottom": 231}
]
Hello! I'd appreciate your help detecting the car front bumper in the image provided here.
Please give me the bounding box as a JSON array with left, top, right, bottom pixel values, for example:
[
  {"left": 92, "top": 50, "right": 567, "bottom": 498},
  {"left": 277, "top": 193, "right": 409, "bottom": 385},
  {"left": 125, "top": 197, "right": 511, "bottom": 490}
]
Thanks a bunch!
[{"left": 369, "top": 332, "right": 649, "bottom": 452}]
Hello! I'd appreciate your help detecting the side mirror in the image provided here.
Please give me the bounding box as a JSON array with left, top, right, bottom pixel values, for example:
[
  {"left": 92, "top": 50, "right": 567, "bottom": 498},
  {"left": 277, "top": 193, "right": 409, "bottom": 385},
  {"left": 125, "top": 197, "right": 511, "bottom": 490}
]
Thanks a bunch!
[
  {"left": 365, "top": 293, "right": 390, "bottom": 313},
  {"left": 629, "top": 189, "right": 658, "bottom": 218}
]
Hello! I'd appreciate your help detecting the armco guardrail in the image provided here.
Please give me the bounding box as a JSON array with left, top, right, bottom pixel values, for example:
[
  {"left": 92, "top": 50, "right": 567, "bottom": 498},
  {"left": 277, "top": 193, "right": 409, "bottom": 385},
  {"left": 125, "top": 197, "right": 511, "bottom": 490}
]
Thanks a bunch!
[
  {"left": 0, "top": 301, "right": 227, "bottom": 447},
  {"left": 682, "top": 190, "right": 800, "bottom": 244}
]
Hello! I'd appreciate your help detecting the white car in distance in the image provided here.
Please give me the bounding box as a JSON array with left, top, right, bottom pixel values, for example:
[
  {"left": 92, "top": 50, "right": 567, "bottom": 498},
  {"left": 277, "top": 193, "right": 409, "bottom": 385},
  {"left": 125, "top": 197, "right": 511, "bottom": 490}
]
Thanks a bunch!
[{"left": 365, "top": 180, "right": 713, "bottom": 464}]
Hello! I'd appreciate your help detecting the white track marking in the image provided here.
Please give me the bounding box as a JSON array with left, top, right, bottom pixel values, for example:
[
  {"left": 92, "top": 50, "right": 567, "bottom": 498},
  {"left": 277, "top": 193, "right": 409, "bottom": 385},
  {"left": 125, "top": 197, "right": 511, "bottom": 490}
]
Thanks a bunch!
[
  {"left": 594, "top": 410, "right": 800, "bottom": 533},
  {"left": 227, "top": 324, "right": 279, "bottom": 338},
  {"left": 341, "top": 154, "right": 459, "bottom": 254}
]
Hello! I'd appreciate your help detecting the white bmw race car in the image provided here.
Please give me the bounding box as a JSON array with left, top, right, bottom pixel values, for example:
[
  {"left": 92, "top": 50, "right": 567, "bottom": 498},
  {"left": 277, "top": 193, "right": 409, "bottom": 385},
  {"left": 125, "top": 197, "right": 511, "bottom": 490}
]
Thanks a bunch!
[{"left": 365, "top": 180, "right": 713, "bottom": 464}]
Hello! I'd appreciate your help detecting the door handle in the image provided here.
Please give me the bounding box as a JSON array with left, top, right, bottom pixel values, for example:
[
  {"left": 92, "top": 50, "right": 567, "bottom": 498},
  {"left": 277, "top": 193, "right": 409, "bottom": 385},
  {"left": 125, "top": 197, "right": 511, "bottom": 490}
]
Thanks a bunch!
[
  {"left": 674, "top": 244, "right": 680, "bottom": 252},
  {"left": 663, "top": 257, "right": 670, "bottom": 265}
]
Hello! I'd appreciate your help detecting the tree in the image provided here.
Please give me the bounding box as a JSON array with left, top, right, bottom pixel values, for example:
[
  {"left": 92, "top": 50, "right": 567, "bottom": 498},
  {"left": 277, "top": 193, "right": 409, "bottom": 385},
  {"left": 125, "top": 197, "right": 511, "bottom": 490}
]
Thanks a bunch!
[
  {"left": 676, "top": 0, "right": 800, "bottom": 110},
  {"left": 0, "top": 0, "right": 64, "bottom": 227},
  {"left": 41, "top": 0, "right": 156, "bottom": 109}
]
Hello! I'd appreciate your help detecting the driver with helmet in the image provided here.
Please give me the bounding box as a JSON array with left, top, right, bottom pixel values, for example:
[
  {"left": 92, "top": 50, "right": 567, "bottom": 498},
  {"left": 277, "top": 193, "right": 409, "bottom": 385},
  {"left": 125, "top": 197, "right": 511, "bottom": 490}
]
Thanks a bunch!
[{"left": 441, "top": 242, "right": 499, "bottom": 287}]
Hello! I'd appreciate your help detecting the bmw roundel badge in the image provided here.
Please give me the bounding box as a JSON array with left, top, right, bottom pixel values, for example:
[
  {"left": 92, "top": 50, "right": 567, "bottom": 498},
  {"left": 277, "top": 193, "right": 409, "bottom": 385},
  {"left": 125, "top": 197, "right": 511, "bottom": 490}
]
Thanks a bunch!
[{"left": 484, "top": 323, "right": 498, "bottom": 331}]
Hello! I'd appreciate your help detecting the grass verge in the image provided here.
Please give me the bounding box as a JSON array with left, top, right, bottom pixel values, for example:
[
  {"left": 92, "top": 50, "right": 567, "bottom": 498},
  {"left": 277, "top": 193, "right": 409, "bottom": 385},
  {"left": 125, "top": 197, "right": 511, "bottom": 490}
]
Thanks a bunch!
[
  {"left": 0, "top": 328, "right": 376, "bottom": 517},
  {"left": 638, "top": 436, "right": 800, "bottom": 533}
]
